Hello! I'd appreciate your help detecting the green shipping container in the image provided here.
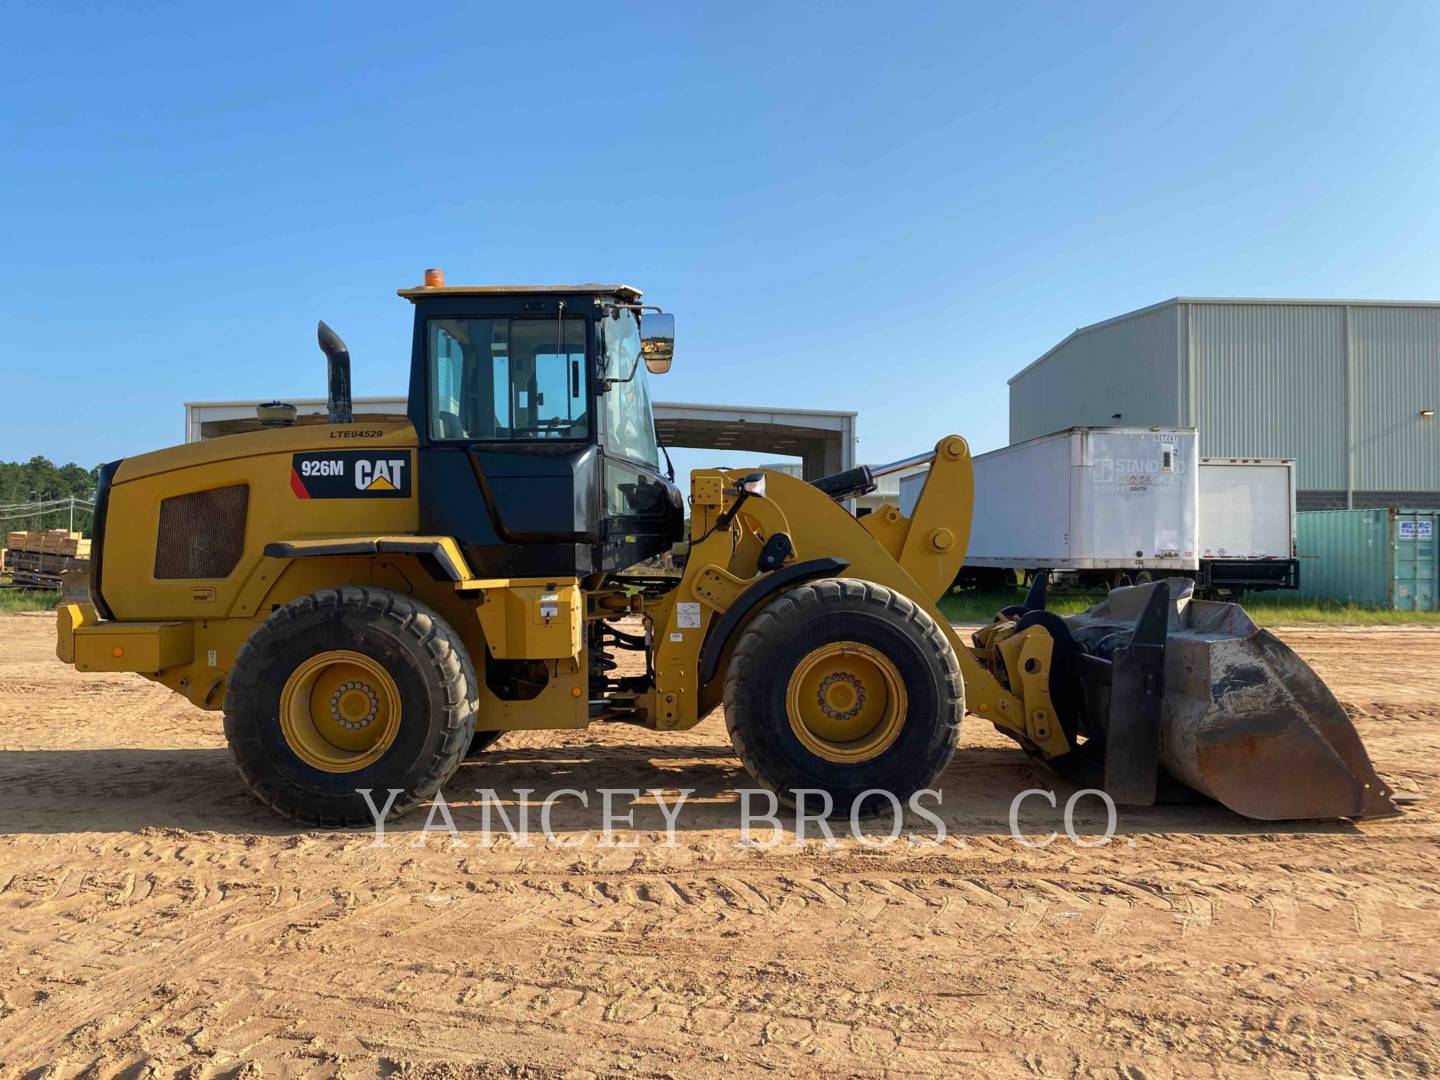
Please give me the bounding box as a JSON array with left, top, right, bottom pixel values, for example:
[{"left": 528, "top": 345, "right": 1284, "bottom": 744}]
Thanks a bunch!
[{"left": 1296, "top": 509, "right": 1438, "bottom": 611}]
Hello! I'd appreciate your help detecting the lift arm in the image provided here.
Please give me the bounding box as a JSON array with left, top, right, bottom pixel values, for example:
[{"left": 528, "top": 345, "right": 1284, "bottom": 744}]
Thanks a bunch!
[{"left": 643, "top": 436, "right": 1071, "bottom": 757}]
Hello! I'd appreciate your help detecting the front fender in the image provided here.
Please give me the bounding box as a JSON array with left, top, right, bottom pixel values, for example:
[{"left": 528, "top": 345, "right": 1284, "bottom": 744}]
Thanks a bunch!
[{"left": 697, "top": 557, "right": 849, "bottom": 686}]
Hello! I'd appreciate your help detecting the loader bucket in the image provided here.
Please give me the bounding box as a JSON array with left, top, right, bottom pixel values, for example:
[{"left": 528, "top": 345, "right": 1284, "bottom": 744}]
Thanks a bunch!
[{"left": 1064, "top": 580, "right": 1399, "bottom": 821}]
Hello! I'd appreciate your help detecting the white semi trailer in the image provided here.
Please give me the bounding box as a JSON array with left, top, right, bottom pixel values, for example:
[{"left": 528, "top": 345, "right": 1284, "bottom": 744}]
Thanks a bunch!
[
  {"left": 897, "top": 428, "right": 1297, "bottom": 596},
  {"left": 1194, "top": 456, "right": 1299, "bottom": 594}
]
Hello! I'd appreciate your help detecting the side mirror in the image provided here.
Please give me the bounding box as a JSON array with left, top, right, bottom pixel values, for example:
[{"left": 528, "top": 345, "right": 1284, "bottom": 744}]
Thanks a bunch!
[{"left": 641, "top": 312, "right": 674, "bottom": 374}]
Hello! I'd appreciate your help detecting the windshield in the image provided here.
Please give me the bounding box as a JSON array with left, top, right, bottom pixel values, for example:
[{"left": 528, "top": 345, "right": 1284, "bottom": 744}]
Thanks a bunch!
[
  {"left": 428, "top": 317, "right": 587, "bottom": 441},
  {"left": 601, "top": 310, "right": 660, "bottom": 468}
]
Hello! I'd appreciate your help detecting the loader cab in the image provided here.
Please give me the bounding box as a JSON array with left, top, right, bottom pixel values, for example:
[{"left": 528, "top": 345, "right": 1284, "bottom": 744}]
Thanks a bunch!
[{"left": 400, "top": 279, "right": 683, "bottom": 577}]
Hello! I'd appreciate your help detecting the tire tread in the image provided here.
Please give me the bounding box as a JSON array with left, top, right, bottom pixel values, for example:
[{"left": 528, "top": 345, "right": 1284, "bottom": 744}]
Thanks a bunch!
[
  {"left": 723, "top": 577, "right": 963, "bottom": 816},
  {"left": 223, "top": 587, "right": 476, "bottom": 827}
]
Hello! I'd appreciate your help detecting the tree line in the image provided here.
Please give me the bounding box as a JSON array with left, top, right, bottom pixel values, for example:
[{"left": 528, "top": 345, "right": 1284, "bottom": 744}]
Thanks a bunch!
[{"left": 1, "top": 457, "right": 101, "bottom": 538}]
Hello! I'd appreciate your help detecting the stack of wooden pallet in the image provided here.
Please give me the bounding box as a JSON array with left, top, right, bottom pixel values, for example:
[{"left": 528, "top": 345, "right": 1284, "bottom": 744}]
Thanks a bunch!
[{"left": 2, "top": 530, "right": 91, "bottom": 589}]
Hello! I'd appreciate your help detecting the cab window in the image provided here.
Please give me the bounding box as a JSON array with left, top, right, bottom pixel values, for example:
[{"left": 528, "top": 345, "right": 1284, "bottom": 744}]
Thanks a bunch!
[
  {"left": 428, "top": 317, "right": 587, "bottom": 441},
  {"left": 600, "top": 310, "right": 660, "bottom": 468}
]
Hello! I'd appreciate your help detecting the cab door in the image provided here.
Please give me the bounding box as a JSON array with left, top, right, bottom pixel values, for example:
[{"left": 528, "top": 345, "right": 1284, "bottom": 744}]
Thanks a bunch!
[{"left": 597, "top": 310, "right": 683, "bottom": 567}]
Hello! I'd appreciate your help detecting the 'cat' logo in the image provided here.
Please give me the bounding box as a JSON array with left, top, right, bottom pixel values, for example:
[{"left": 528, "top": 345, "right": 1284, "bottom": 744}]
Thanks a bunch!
[
  {"left": 290, "top": 450, "right": 412, "bottom": 499},
  {"left": 355, "top": 458, "right": 406, "bottom": 492}
]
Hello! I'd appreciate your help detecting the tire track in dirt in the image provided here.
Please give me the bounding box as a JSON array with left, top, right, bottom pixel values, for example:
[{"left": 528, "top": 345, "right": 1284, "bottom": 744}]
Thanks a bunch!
[{"left": 2, "top": 863, "right": 1437, "bottom": 1075}]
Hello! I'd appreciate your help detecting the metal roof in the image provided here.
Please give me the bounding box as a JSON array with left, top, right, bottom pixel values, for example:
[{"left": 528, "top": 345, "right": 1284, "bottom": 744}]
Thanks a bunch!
[
  {"left": 1010, "top": 295, "right": 1440, "bottom": 384},
  {"left": 186, "top": 399, "right": 857, "bottom": 476},
  {"left": 397, "top": 283, "right": 643, "bottom": 302}
]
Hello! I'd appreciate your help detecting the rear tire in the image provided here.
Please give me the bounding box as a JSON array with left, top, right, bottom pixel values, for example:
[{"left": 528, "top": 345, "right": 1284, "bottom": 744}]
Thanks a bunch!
[
  {"left": 224, "top": 587, "right": 477, "bottom": 827},
  {"left": 724, "top": 578, "right": 963, "bottom": 818}
]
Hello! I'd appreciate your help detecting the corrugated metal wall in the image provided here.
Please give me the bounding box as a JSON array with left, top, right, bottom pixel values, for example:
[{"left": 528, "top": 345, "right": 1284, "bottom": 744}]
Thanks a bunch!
[
  {"left": 1008, "top": 303, "right": 1181, "bottom": 442},
  {"left": 1296, "top": 509, "right": 1393, "bottom": 606},
  {"left": 1010, "top": 298, "right": 1440, "bottom": 500},
  {"left": 1297, "top": 508, "right": 1439, "bottom": 610},
  {"left": 1351, "top": 305, "right": 1440, "bottom": 492},
  {"left": 1190, "top": 303, "right": 1347, "bottom": 490}
]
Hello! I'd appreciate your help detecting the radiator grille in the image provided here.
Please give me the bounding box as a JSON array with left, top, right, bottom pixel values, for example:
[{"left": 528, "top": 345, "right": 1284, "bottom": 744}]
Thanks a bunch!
[{"left": 154, "top": 485, "right": 249, "bottom": 579}]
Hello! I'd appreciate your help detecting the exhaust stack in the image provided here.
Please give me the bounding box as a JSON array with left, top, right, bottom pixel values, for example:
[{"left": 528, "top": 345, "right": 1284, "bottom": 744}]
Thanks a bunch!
[{"left": 317, "top": 321, "right": 352, "bottom": 425}]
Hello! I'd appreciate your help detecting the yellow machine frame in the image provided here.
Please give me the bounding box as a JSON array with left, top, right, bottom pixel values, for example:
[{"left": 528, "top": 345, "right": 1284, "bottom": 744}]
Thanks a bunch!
[{"left": 56, "top": 427, "right": 1069, "bottom": 758}]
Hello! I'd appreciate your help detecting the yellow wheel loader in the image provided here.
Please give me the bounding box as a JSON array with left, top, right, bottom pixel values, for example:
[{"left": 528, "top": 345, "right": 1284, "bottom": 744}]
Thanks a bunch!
[{"left": 55, "top": 274, "right": 1398, "bottom": 826}]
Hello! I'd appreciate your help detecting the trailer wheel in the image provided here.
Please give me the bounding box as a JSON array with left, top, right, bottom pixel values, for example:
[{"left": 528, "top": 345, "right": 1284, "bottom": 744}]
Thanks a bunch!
[
  {"left": 724, "top": 578, "right": 963, "bottom": 818},
  {"left": 224, "top": 587, "right": 477, "bottom": 827}
]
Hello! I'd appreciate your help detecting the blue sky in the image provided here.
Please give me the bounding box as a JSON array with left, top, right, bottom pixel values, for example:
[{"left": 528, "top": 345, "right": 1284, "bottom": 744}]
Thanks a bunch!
[{"left": 2, "top": 1, "right": 1437, "bottom": 479}]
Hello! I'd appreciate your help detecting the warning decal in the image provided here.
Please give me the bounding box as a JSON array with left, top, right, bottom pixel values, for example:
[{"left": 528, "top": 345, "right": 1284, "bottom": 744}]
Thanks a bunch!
[{"left": 290, "top": 450, "right": 412, "bottom": 499}]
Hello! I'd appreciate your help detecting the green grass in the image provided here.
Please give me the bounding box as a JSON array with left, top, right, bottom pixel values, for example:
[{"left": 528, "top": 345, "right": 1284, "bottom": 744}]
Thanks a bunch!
[
  {"left": 938, "top": 588, "right": 1440, "bottom": 627},
  {"left": 1237, "top": 595, "right": 1440, "bottom": 626},
  {"left": 939, "top": 590, "right": 1096, "bottom": 624},
  {"left": 0, "top": 589, "right": 59, "bottom": 613}
]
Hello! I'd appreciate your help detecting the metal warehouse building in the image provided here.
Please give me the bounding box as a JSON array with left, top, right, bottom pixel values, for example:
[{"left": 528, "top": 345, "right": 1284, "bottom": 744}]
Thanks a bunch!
[
  {"left": 1009, "top": 298, "right": 1440, "bottom": 510},
  {"left": 184, "top": 398, "right": 858, "bottom": 476}
]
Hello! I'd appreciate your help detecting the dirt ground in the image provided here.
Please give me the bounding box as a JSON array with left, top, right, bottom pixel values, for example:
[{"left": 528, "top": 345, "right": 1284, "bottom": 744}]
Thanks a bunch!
[{"left": 0, "top": 612, "right": 1437, "bottom": 1078}]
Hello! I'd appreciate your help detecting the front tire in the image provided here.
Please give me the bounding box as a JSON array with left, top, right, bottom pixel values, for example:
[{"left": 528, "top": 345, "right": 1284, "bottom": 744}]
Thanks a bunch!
[
  {"left": 723, "top": 578, "right": 963, "bottom": 818},
  {"left": 224, "top": 587, "right": 477, "bottom": 826}
]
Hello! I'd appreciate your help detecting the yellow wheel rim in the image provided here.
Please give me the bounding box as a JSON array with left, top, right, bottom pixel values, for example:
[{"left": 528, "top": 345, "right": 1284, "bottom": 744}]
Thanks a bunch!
[
  {"left": 279, "top": 650, "right": 402, "bottom": 773},
  {"left": 785, "top": 641, "right": 907, "bottom": 764}
]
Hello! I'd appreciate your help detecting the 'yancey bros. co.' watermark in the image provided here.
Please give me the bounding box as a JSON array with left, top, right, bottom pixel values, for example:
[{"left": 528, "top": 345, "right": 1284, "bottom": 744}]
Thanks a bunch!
[{"left": 356, "top": 785, "right": 1121, "bottom": 849}]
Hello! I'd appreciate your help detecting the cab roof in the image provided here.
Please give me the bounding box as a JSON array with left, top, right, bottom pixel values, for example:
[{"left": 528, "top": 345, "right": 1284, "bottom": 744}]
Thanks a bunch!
[{"left": 397, "top": 283, "right": 643, "bottom": 303}]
